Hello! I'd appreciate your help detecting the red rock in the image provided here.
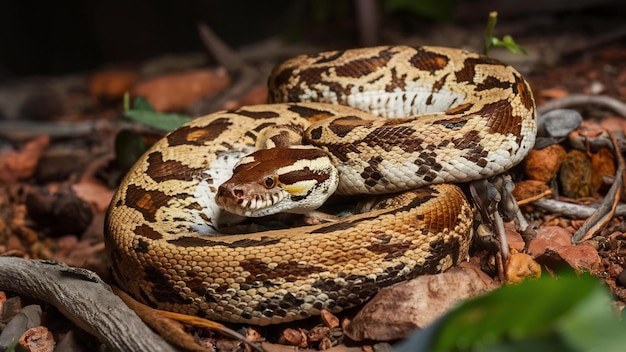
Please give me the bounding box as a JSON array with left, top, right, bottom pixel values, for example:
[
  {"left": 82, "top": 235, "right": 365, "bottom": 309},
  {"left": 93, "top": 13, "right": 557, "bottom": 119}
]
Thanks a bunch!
[
  {"left": 528, "top": 226, "right": 572, "bottom": 257},
  {"left": 523, "top": 144, "right": 566, "bottom": 182}
]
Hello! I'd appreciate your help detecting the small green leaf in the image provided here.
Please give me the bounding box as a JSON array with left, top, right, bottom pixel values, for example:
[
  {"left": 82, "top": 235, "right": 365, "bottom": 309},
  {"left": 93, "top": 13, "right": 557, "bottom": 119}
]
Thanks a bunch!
[
  {"left": 124, "top": 109, "right": 193, "bottom": 131},
  {"left": 131, "top": 95, "right": 156, "bottom": 112},
  {"left": 490, "top": 36, "right": 527, "bottom": 55},
  {"left": 123, "top": 95, "right": 193, "bottom": 131},
  {"left": 557, "top": 284, "right": 626, "bottom": 351}
]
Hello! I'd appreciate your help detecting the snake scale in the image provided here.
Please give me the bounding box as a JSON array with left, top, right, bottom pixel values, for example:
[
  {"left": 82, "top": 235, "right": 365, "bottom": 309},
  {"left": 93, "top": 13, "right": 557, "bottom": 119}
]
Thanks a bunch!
[{"left": 105, "top": 46, "right": 536, "bottom": 325}]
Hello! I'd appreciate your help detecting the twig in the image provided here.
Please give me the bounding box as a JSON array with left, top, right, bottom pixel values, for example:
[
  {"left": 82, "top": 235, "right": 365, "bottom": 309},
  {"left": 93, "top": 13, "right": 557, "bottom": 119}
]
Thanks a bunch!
[
  {"left": 532, "top": 198, "right": 626, "bottom": 219},
  {"left": 537, "top": 94, "right": 626, "bottom": 117},
  {"left": 0, "top": 258, "right": 175, "bottom": 351},
  {"left": 572, "top": 131, "right": 624, "bottom": 243},
  {"left": 517, "top": 189, "right": 552, "bottom": 206}
]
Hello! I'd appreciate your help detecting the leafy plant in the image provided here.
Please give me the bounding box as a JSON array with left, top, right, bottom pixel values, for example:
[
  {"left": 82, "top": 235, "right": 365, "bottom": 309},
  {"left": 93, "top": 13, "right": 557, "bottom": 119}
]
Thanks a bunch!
[
  {"left": 122, "top": 93, "right": 192, "bottom": 132},
  {"left": 484, "top": 11, "right": 527, "bottom": 56}
]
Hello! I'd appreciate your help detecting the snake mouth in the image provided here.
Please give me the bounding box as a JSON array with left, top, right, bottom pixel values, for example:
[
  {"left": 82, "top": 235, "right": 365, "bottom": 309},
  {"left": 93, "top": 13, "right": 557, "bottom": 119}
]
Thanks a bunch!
[{"left": 216, "top": 186, "right": 286, "bottom": 217}]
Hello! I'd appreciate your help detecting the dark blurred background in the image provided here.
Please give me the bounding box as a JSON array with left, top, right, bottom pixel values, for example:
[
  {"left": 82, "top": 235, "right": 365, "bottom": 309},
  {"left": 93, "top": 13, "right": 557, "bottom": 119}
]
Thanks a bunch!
[{"left": 1, "top": 0, "right": 625, "bottom": 79}]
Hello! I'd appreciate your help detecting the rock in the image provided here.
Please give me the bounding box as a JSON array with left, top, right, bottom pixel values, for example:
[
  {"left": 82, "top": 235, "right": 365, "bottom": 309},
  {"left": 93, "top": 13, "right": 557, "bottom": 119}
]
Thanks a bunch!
[
  {"left": 559, "top": 149, "right": 593, "bottom": 198},
  {"left": 344, "top": 264, "right": 498, "bottom": 341},
  {"left": 523, "top": 144, "right": 566, "bottom": 182}
]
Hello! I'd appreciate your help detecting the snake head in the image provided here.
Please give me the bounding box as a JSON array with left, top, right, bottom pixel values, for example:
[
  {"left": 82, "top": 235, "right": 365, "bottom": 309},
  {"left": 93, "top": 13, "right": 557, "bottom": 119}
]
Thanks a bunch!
[{"left": 215, "top": 146, "right": 338, "bottom": 217}]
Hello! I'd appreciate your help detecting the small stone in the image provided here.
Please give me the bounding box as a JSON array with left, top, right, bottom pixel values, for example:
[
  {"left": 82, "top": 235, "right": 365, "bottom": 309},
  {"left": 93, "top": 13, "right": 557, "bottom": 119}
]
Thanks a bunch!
[
  {"left": 505, "top": 252, "right": 542, "bottom": 284},
  {"left": 320, "top": 309, "right": 339, "bottom": 329},
  {"left": 18, "top": 326, "right": 55, "bottom": 352},
  {"left": 529, "top": 226, "right": 600, "bottom": 272},
  {"left": 559, "top": 150, "right": 593, "bottom": 198},
  {"left": 523, "top": 144, "right": 567, "bottom": 182},
  {"left": 282, "top": 328, "right": 307, "bottom": 348},
  {"left": 590, "top": 148, "right": 616, "bottom": 192}
]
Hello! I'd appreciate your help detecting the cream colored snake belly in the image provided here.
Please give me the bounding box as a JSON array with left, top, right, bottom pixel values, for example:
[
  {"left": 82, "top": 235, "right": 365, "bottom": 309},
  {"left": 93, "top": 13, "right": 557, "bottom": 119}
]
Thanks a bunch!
[{"left": 105, "top": 46, "right": 536, "bottom": 325}]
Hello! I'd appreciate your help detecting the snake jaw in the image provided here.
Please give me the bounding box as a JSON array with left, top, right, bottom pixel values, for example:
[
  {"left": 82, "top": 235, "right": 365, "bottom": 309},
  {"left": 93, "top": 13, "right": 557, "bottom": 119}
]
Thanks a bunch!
[
  {"left": 216, "top": 182, "right": 288, "bottom": 217},
  {"left": 215, "top": 146, "right": 339, "bottom": 217}
]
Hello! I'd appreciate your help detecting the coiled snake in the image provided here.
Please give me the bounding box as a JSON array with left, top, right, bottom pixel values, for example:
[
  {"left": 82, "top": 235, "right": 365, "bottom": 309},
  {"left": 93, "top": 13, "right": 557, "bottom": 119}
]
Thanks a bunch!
[{"left": 105, "top": 46, "right": 536, "bottom": 325}]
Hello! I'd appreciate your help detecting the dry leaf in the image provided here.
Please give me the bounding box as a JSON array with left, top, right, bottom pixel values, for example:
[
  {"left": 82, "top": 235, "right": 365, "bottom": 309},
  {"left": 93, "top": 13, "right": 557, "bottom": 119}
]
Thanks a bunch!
[
  {"left": 0, "top": 136, "right": 49, "bottom": 184},
  {"left": 133, "top": 68, "right": 230, "bottom": 112}
]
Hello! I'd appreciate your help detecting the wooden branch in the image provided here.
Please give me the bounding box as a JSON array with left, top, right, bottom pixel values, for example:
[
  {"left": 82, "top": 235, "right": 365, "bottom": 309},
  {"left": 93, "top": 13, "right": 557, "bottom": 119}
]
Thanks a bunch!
[{"left": 0, "top": 258, "right": 176, "bottom": 352}]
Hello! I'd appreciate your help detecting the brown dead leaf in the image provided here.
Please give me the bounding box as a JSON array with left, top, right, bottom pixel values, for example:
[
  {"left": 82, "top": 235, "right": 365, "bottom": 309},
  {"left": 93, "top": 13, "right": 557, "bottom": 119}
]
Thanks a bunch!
[
  {"left": 222, "top": 84, "right": 269, "bottom": 110},
  {"left": 71, "top": 178, "right": 114, "bottom": 213},
  {"left": 133, "top": 68, "right": 230, "bottom": 112},
  {"left": 89, "top": 69, "right": 139, "bottom": 100},
  {"left": 0, "top": 136, "right": 49, "bottom": 184},
  {"left": 344, "top": 264, "right": 498, "bottom": 341}
]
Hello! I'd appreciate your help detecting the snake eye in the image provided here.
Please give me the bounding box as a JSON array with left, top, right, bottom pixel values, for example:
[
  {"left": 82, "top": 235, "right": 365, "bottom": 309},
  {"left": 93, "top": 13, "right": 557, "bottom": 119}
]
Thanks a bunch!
[{"left": 263, "top": 176, "right": 275, "bottom": 189}]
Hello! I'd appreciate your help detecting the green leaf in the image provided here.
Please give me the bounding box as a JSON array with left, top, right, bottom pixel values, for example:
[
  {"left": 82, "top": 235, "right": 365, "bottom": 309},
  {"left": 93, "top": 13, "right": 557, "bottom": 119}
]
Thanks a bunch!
[
  {"left": 124, "top": 109, "right": 193, "bottom": 131},
  {"left": 432, "top": 273, "right": 617, "bottom": 350},
  {"left": 557, "top": 284, "right": 626, "bottom": 351},
  {"left": 131, "top": 95, "right": 156, "bottom": 112},
  {"left": 490, "top": 35, "right": 527, "bottom": 55},
  {"left": 123, "top": 95, "right": 193, "bottom": 131}
]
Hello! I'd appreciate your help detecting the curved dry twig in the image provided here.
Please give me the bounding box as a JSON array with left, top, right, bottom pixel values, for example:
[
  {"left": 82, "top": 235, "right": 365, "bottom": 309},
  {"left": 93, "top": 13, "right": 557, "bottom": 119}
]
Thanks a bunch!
[{"left": 537, "top": 94, "right": 626, "bottom": 117}]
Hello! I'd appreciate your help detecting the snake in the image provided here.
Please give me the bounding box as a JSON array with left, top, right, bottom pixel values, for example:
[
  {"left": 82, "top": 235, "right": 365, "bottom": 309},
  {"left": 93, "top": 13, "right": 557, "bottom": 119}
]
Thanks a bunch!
[{"left": 105, "top": 45, "right": 536, "bottom": 326}]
